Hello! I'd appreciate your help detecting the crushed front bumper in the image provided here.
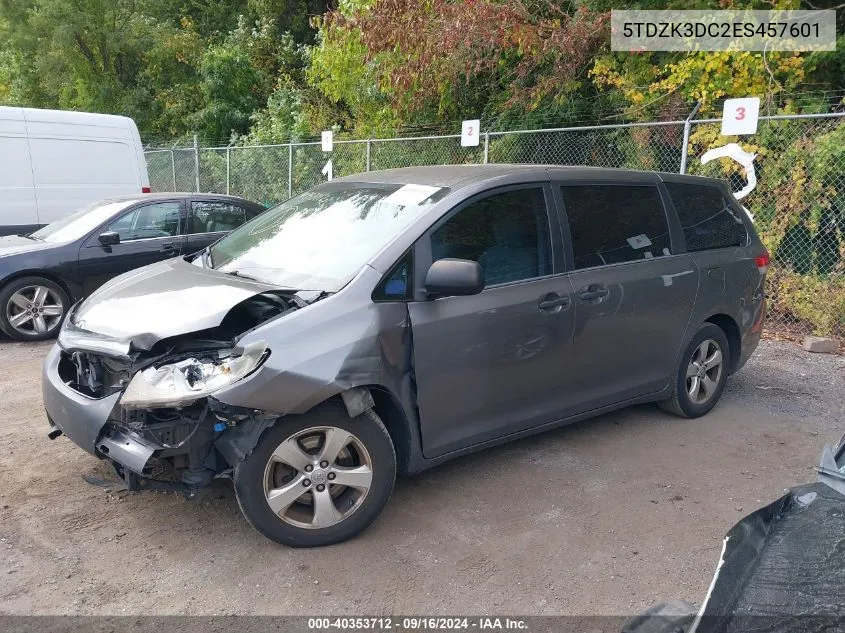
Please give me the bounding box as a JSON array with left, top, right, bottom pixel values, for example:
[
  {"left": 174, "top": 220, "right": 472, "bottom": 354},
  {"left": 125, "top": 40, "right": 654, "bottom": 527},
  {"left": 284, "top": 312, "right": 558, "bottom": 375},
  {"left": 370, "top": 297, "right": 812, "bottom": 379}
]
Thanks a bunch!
[
  {"left": 42, "top": 343, "right": 120, "bottom": 457},
  {"left": 43, "top": 343, "right": 161, "bottom": 475},
  {"left": 43, "top": 342, "right": 275, "bottom": 491}
]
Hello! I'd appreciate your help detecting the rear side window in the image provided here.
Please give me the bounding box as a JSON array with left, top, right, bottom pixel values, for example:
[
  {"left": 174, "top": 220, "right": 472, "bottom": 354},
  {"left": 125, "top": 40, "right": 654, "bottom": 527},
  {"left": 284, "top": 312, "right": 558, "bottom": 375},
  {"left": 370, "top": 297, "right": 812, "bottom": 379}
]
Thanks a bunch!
[
  {"left": 189, "top": 201, "right": 247, "bottom": 234},
  {"left": 560, "top": 185, "right": 671, "bottom": 270},
  {"left": 665, "top": 183, "right": 748, "bottom": 251}
]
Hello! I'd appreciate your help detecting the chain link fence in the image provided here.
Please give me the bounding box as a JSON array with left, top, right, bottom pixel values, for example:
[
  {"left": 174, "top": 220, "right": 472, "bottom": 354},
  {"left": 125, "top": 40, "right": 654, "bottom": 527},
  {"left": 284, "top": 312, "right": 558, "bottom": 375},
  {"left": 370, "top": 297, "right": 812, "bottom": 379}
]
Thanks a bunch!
[{"left": 145, "top": 112, "right": 845, "bottom": 343}]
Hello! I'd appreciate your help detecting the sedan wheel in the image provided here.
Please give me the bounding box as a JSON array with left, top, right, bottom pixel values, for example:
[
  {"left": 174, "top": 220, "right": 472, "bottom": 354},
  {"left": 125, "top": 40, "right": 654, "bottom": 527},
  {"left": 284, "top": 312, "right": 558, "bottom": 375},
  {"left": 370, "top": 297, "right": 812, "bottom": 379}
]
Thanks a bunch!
[
  {"left": 7, "top": 286, "right": 64, "bottom": 336},
  {"left": 0, "top": 277, "right": 69, "bottom": 341},
  {"left": 234, "top": 402, "right": 396, "bottom": 547}
]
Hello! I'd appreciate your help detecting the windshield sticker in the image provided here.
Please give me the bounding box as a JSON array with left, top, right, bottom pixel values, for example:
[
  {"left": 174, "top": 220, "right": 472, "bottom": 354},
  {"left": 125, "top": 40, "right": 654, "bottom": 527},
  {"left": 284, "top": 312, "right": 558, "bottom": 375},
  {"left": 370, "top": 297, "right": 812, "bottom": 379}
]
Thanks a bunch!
[
  {"left": 383, "top": 184, "right": 443, "bottom": 207},
  {"left": 627, "top": 234, "right": 652, "bottom": 249}
]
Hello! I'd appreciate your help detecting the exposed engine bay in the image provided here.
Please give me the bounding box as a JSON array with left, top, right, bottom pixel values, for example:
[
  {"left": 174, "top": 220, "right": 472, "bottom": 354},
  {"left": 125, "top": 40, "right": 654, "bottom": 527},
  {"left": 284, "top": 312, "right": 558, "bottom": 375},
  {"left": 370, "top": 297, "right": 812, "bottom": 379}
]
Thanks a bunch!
[{"left": 57, "top": 291, "right": 304, "bottom": 496}]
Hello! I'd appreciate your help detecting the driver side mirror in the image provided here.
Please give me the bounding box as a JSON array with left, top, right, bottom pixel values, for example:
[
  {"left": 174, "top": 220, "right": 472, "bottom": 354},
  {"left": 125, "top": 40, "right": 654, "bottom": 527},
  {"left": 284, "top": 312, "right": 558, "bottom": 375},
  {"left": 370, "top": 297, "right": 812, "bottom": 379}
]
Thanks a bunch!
[
  {"left": 98, "top": 231, "right": 120, "bottom": 247},
  {"left": 424, "top": 258, "right": 485, "bottom": 298}
]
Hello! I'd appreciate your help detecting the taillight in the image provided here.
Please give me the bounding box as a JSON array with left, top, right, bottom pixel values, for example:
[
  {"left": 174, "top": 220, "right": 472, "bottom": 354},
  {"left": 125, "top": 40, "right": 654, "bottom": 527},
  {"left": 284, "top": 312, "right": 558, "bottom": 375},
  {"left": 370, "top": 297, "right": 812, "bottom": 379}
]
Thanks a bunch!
[
  {"left": 142, "top": 186, "right": 151, "bottom": 193},
  {"left": 755, "top": 250, "right": 770, "bottom": 274}
]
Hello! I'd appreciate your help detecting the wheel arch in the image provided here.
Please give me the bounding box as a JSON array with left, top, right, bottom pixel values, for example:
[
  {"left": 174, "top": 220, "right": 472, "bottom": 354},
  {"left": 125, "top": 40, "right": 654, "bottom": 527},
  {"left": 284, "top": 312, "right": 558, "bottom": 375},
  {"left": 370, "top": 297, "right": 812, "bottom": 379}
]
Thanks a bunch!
[
  {"left": 319, "top": 386, "right": 413, "bottom": 477},
  {"left": 0, "top": 270, "right": 77, "bottom": 304},
  {"left": 704, "top": 313, "right": 741, "bottom": 373},
  {"left": 216, "top": 385, "right": 416, "bottom": 477}
]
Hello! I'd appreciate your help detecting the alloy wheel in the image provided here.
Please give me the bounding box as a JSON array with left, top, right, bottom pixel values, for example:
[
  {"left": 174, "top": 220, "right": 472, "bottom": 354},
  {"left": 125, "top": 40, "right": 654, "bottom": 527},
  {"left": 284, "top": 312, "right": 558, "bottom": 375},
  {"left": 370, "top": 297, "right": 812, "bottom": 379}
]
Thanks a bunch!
[
  {"left": 6, "top": 285, "right": 64, "bottom": 336},
  {"left": 685, "top": 339, "right": 724, "bottom": 405},
  {"left": 263, "top": 426, "right": 374, "bottom": 530}
]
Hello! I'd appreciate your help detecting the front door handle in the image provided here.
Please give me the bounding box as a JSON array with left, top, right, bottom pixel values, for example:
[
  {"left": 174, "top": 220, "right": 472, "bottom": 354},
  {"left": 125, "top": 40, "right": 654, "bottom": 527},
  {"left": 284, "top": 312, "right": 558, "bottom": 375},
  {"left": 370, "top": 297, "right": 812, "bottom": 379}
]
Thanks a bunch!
[
  {"left": 578, "top": 284, "right": 609, "bottom": 302},
  {"left": 160, "top": 242, "right": 177, "bottom": 254},
  {"left": 538, "top": 293, "right": 571, "bottom": 312}
]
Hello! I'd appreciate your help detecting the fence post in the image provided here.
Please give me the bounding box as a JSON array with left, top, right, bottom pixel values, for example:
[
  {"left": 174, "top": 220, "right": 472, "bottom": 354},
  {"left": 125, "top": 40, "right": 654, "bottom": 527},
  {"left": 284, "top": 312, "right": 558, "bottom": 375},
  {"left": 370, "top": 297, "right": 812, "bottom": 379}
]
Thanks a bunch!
[
  {"left": 679, "top": 101, "right": 702, "bottom": 174},
  {"left": 170, "top": 149, "right": 177, "bottom": 190},
  {"left": 288, "top": 143, "right": 293, "bottom": 199},
  {"left": 193, "top": 134, "right": 200, "bottom": 192},
  {"left": 226, "top": 146, "right": 231, "bottom": 195},
  {"left": 366, "top": 139, "right": 372, "bottom": 172},
  {"left": 483, "top": 132, "right": 490, "bottom": 164}
]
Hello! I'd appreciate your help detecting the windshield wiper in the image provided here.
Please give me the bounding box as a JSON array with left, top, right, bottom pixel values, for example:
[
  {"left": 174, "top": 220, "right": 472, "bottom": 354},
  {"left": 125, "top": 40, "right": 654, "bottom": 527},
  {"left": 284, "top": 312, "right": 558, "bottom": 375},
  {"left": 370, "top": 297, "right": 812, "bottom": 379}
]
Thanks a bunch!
[
  {"left": 225, "top": 269, "right": 259, "bottom": 281},
  {"left": 202, "top": 246, "right": 213, "bottom": 268},
  {"left": 16, "top": 233, "right": 40, "bottom": 240}
]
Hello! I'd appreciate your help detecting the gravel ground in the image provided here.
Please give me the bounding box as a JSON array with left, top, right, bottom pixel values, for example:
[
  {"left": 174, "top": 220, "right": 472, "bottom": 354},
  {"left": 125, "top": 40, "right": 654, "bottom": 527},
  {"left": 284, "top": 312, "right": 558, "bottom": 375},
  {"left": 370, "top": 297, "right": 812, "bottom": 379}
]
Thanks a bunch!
[{"left": 0, "top": 339, "right": 843, "bottom": 616}]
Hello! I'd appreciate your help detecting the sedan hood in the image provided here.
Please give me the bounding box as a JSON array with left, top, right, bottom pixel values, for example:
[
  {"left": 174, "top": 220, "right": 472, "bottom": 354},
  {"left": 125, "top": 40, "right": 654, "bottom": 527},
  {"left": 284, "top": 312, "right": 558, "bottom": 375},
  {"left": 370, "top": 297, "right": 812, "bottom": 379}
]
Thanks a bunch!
[
  {"left": 69, "top": 257, "right": 280, "bottom": 349},
  {"left": 0, "top": 235, "right": 57, "bottom": 257}
]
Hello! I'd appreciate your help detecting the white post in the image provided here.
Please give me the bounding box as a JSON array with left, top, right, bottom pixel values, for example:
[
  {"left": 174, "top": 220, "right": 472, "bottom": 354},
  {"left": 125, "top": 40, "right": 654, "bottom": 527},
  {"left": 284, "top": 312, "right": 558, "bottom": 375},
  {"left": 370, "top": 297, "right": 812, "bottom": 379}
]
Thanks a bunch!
[
  {"left": 288, "top": 143, "right": 293, "bottom": 199},
  {"left": 193, "top": 134, "right": 200, "bottom": 192},
  {"left": 226, "top": 146, "right": 231, "bottom": 195},
  {"left": 170, "top": 150, "right": 177, "bottom": 190},
  {"left": 680, "top": 101, "right": 702, "bottom": 175}
]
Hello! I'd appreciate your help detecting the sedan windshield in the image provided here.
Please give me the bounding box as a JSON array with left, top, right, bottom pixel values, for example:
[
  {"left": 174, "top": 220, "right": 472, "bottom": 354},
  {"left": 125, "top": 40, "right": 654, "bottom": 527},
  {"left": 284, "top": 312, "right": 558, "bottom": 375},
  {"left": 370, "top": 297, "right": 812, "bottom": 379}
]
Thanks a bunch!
[
  {"left": 209, "top": 182, "right": 448, "bottom": 291},
  {"left": 30, "top": 200, "right": 138, "bottom": 243}
]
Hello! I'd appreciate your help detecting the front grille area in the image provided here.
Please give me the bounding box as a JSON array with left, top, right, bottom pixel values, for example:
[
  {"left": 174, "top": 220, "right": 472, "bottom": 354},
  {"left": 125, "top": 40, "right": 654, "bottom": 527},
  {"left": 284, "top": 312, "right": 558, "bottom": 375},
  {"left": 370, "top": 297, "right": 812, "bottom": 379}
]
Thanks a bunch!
[{"left": 58, "top": 350, "right": 131, "bottom": 398}]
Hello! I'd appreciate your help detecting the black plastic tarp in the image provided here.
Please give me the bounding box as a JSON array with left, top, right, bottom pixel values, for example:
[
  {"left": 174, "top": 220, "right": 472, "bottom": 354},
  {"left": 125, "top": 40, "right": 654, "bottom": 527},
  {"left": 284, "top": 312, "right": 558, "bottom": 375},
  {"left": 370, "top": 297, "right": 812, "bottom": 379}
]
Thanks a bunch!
[{"left": 694, "top": 481, "right": 845, "bottom": 633}]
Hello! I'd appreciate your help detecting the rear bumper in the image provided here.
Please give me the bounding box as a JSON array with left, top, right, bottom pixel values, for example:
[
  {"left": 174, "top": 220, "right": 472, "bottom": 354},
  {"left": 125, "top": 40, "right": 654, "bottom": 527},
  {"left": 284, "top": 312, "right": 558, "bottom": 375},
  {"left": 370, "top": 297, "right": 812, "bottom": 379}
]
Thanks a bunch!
[
  {"left": 735, "top": 295, "right": 765, "bottom": 372},
  {"left": 41, "top": 343, "right": 120, "bottom": 456},
  {"left": 736, "top": 329, "right": 762, "bottom": 373}
]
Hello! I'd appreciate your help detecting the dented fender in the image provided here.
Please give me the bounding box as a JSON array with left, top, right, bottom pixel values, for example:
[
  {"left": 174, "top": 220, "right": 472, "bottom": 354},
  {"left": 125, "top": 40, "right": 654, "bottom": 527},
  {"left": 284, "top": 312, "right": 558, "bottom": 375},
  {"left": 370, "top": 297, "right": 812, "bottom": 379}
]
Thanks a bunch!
[
  {"left": 213, "top": 267, "right": 413, "bottom": 415},
  {"left": 209, "top": 266, "right": 419, "bottom": 466}
]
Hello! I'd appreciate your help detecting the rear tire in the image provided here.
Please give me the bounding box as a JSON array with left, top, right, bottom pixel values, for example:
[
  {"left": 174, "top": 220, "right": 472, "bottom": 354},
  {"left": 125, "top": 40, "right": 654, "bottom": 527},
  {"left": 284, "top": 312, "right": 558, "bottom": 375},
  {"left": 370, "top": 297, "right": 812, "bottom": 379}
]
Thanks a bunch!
[
  {"left": 659, "top": 323, "right": 730, "bottom": 418},
  {"left": 0, "top": 276, "right": 69, "bottom": 341},
  {"left": 234, "top": 401, "right": 396, "bottom": 547}
]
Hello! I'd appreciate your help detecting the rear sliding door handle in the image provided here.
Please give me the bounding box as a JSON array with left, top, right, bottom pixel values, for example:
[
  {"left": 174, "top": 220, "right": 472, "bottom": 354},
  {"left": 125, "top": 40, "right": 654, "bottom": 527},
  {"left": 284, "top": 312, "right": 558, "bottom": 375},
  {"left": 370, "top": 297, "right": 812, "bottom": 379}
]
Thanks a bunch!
[{"left": 578, "top": 285, "right": 609, "bottom": 302}]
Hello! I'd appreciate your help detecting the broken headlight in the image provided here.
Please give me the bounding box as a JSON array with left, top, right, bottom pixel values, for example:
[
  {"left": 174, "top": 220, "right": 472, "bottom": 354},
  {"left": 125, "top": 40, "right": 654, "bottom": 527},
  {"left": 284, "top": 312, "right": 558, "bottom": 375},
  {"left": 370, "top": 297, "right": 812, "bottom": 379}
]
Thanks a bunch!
[{"left": 120, "top": 341, "right": 268, "bottom": 410}]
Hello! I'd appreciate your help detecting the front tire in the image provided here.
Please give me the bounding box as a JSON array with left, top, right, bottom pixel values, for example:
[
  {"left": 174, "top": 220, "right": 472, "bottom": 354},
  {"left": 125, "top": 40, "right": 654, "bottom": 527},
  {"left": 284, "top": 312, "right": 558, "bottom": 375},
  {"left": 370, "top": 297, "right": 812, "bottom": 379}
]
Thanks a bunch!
[
  {"left": 0, "top": 276, "right": 69, "bottom": 341},
  {"left": 659, "top": 323, "right": 730, "bottom": 418},
  {"left": 234, "top": 401, "right": 396, "bottom": 547}
]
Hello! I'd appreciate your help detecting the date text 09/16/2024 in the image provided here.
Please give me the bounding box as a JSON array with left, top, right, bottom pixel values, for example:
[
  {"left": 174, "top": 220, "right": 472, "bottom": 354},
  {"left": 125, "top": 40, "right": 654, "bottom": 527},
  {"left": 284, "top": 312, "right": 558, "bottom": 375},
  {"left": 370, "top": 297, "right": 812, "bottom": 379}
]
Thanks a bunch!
[{"left": 307, "top": 618, "right": 528, "bottom": 631}]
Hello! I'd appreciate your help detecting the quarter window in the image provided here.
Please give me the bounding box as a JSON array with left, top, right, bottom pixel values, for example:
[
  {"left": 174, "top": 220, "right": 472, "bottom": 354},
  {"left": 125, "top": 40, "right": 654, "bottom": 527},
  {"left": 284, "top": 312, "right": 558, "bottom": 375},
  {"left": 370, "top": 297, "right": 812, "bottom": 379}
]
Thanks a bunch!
[
  {"left": 560, "top": 185, "right": 671, "bottom": 270},
  {"left": 189, "top": 201, "right": 246, "bottom": 234},
  {"left": 107, "top": 202, "right": 181, "bottom": 241},
  {"left": 664, "top": 182, "right": 748, "bottom": 251},
  {"left": 374, "top": 252, "right": 413, "bottom": 301},
  {"left": 430, "top": 188, "right": 552, "bottom": 286}
]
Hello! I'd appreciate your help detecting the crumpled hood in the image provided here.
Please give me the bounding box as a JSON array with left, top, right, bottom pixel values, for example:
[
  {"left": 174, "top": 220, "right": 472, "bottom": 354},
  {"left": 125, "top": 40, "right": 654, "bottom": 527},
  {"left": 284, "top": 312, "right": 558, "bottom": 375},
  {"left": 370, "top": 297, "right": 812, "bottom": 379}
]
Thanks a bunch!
[
  {"left": 70, "top": 257, "right": 279, "bottom": 347},
  {"left": 0, "top": 235, "right": 57, "bottom": 257}
]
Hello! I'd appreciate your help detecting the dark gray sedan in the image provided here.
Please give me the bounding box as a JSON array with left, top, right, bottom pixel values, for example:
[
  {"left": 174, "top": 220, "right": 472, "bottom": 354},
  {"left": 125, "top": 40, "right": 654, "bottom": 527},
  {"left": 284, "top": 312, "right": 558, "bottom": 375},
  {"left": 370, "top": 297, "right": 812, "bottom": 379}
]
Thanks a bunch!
[{"left": 42, "top": 165, "right": 767, "bottom": 547}]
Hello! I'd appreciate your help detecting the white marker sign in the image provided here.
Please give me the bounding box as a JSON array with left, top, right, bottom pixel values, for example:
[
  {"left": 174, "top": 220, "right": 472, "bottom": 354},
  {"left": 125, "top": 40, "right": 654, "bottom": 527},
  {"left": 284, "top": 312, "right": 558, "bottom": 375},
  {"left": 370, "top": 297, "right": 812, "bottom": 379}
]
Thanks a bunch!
[
  {"left": 321, "top": 130, "right": 334, "bottom": 152},
  {"left": 721, "top": 98, "right": 760, "bottom": 136},
  {"left": 321, "top": 159, "right": 333, "bottom": 181},
  {"left": 461, "top": 119, "right": 480, "bottom": 147}
]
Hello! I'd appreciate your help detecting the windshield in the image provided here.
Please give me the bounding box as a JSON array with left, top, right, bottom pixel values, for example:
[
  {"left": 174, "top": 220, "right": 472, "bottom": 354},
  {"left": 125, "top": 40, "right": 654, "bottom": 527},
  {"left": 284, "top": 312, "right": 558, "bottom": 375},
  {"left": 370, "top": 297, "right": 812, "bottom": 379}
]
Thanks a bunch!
[
  {"left": 30, "top": 200, "right": 139, "bottom": 243},
  {"left": 209, "top": 182, "right": 448, "bottom": 291}
]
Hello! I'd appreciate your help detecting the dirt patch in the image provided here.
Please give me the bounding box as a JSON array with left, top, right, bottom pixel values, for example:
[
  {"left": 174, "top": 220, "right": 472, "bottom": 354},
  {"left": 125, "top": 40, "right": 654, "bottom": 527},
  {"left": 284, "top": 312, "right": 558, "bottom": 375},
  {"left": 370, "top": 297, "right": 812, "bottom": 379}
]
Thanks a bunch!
[{"left": 0, "top": 339, "right": 843, "bottom": 615}]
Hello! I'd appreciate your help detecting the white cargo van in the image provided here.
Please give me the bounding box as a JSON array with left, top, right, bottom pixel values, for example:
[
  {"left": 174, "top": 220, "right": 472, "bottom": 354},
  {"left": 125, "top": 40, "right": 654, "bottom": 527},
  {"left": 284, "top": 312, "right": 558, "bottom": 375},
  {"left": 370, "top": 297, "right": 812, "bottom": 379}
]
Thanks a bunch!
[{"left": 0, "top": 106, "right": 150, "bottom": 236}]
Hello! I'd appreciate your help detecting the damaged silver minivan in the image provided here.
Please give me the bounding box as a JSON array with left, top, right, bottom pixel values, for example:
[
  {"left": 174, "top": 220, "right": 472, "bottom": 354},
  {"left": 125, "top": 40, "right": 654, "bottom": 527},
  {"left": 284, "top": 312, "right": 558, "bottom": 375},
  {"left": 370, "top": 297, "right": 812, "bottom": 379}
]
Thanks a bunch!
[{"left": 43, "top": 165, "right": 767, "bottom": 547}]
